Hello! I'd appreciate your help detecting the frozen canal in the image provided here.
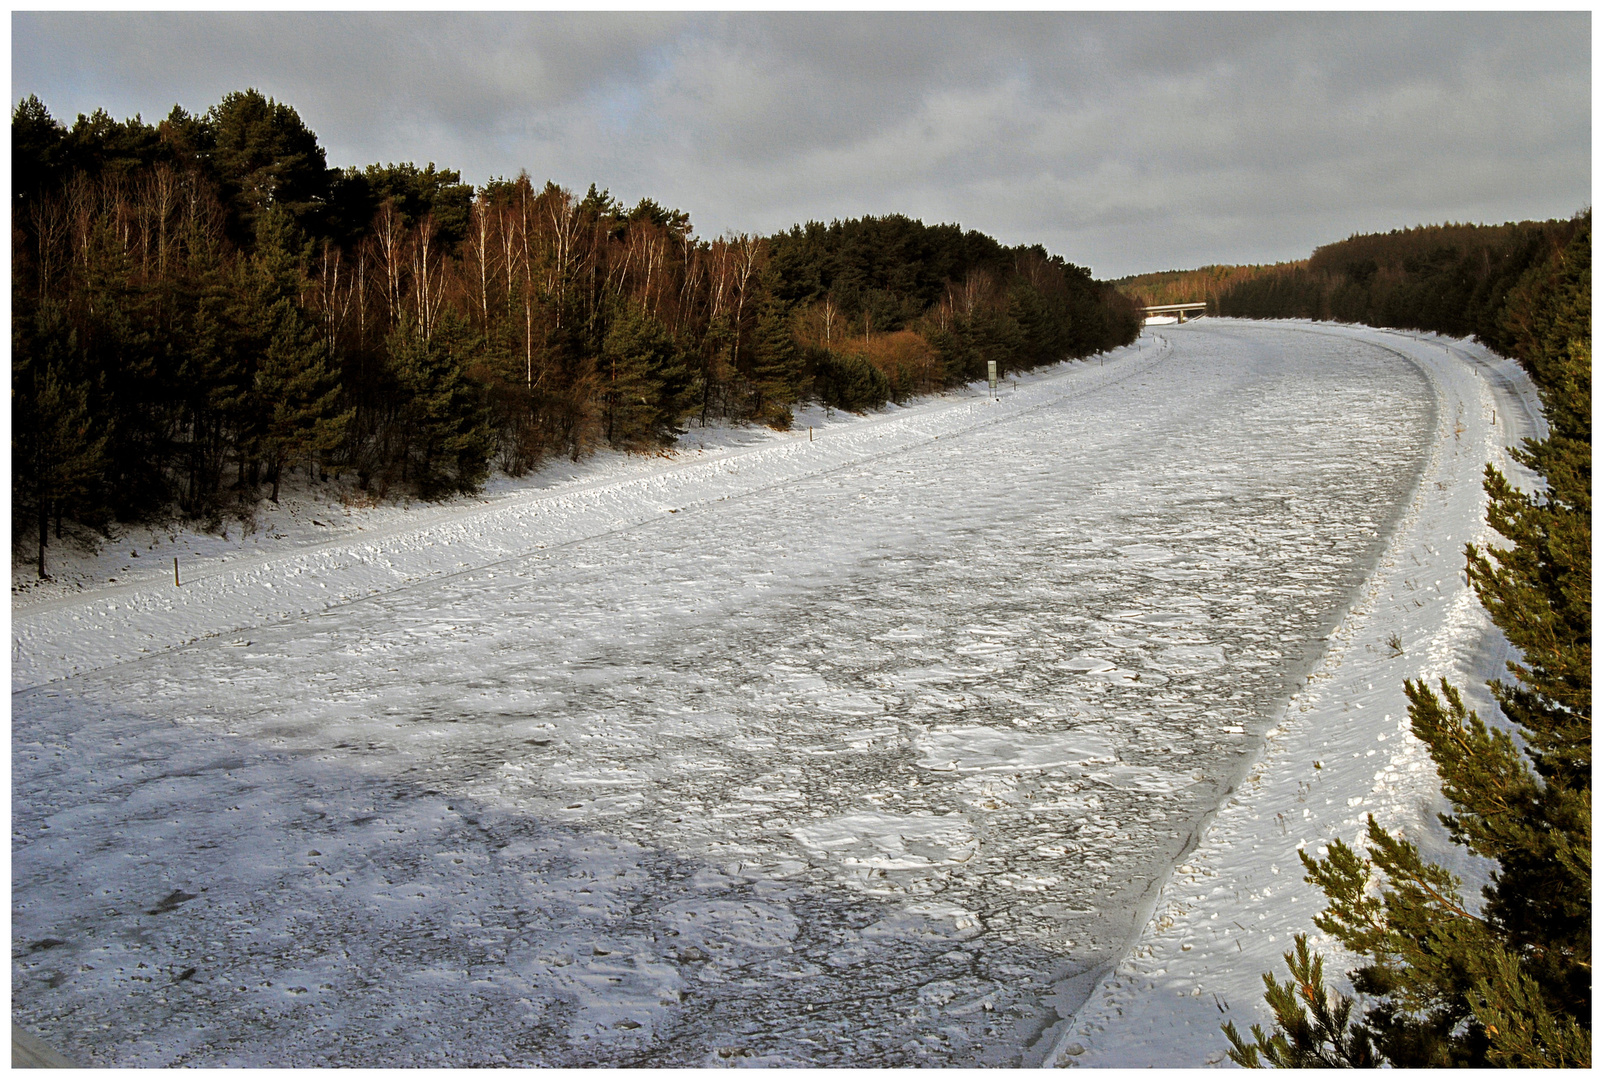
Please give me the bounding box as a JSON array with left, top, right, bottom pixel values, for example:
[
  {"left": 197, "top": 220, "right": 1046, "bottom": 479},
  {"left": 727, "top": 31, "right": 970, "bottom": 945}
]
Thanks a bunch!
[{"left": 14, "top": 322, "right": 1436, "bottom": 1065}]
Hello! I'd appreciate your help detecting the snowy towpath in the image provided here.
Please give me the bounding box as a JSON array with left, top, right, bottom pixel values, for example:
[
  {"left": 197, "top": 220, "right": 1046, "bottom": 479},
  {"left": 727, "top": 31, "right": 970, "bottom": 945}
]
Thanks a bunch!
[{"left": 13, "top": 321, "right": 1520, "bottom": 1066}]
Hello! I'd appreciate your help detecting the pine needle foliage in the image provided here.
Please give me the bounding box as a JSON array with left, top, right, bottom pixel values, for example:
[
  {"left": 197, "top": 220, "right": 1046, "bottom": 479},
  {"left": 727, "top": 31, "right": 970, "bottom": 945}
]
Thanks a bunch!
[
  {"left": 1223, "top": 935, "right": 1378, "bottom": 1067},
  {"left": 1227, "top": 218, "right": 1590, "bottom": 1068},
  {"left": 746, "top": 289, "right": 802, "bottom": 428}
]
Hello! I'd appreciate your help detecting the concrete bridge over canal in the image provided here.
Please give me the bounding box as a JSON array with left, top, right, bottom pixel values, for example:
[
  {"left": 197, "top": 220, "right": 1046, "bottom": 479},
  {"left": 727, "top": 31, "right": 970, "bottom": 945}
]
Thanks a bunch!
[{"left": 1143, "top": 302, "right": 1207, "bottom": 324}]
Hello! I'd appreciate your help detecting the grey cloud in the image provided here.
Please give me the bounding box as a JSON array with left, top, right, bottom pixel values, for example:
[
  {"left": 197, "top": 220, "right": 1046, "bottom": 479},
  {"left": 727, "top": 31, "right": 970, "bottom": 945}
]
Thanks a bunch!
[{"left": 12, "top": 11, "right": 1588, "bottom": 277}]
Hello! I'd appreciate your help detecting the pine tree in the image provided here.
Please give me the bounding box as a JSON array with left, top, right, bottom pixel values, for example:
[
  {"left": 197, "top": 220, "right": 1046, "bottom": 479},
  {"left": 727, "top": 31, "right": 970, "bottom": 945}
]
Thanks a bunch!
[
  {"left": 206, "top": 89, "right": 332, "bottom": 246},
  {"left": 174, "top": 215, "right": 249, "bottom": 516},
  {"left": 388, "top": 312, "right": 495, "bottom": 499},
  {"left": 599, "top": 301, "right": 692, "bottom": 449},
  {"left": 14, "top": 303, "right": 110, "bottom": 579},
  {"left": 1224, "top": 935, "right": 1378, "bottom": 1067},
  {"left": 1226, "top": 219, "right": 1590, "bottom": 1069},
  {"left": 811, "top": 346, "right": 889, "bottom": 413},
  {"left": 255, "top": 298, "right": 352, "bottom": 501},
  {"left": 746, "top": 288, "right": 801, "bottom": 427}
]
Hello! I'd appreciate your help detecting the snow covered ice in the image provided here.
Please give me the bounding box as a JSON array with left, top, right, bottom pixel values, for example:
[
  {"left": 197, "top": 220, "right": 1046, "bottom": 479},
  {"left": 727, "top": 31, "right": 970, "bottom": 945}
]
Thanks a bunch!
[{"left": 12, "top": 320, "right": 1537, "bottom": 1066}]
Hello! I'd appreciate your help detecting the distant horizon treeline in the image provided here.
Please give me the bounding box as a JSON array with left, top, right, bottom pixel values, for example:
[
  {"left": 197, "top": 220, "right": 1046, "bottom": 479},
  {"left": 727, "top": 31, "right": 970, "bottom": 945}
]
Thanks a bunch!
[
  {"left": 1119, "top": 214, "right": 1590, "bottom": 391},
  {"left": 11, "top": 89, "right": 1142, "bottom": 569},
  {"left": 1114, "top": 262, "right": 1302, "bottom": 308}
]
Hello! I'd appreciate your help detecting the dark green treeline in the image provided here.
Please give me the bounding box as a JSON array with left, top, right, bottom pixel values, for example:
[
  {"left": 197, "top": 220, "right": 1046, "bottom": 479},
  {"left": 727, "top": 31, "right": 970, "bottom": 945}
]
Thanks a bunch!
[
  {"left": 1209, "top": 217, "right": 1589, "bottom": 372},
  {"left": 12, "top": 90, "right": 1141, "bottom": 565}
]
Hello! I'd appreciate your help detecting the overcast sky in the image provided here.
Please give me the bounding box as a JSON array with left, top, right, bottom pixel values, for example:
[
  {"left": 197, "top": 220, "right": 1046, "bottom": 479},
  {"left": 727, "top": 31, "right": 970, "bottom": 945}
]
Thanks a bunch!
[{"left": 12, "top": 11, "right": 1591, "bottom": 278}]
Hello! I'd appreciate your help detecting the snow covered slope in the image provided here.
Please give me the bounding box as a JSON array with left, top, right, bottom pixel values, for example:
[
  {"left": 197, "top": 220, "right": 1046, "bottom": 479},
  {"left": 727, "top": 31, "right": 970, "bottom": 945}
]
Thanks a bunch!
[{"left": 11, "top": 322, "right": 1537, "bottom": 1066}]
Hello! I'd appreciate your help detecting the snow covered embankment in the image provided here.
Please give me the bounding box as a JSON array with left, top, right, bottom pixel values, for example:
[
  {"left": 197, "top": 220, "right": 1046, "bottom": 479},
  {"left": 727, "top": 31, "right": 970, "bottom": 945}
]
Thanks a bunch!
[
  {"left": 11, "top": 341, "right": 1165, "bottom": 693},
  {"left": 1051, "top": 325, "right": 1545, "bottom": 1067}
]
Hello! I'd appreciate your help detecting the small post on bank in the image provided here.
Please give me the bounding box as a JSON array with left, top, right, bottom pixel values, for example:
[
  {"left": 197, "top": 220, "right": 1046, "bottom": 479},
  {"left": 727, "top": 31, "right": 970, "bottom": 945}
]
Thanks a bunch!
[
  {"left": 987, "top": 360, "right": 999, "bottom": 401},
  {"left": 174, "top": 557, "right": 181, "bottom": 587}
]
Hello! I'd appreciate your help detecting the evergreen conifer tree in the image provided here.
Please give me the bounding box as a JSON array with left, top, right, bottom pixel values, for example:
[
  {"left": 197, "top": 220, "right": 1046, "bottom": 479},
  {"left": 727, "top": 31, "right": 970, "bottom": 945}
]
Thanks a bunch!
[
  {"left": 599, "top": 301, "right": 692, "bottom": 448},
  {"left": 14, "top": 304, "right": 110, "bottom": 579},
  {"left": 747, "top": 289, "right": 801, "bottom": 428},
  {"left": 226, "top": 205, "right": 315, "bottom": 491},
  {"left": 811, "top": 346, "right": 890, "bottom": 413},
  {"left": 255, "top": 298, "right": 352, "bottom": 501},
  {"left": 174, "top": 214, "right": 249, "bottom": 515},
  {"left": 206, "top": 89, "right": 332, "bottom": 246},
  {"left": 1222, "top": 936, "right": 1378, "bottom": 1067},
  {"left": 388, "top": 312, "right": 495, "bottom": 498},
  {"left": 1225, "top": 220, "right": 1590, "bottom": 1069}
]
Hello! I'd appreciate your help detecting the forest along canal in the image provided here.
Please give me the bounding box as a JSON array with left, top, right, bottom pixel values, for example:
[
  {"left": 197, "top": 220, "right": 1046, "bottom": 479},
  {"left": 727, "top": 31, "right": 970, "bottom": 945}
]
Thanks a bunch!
[{"left": 12, "top": 322, "right": 1435, "bottom": 1066}]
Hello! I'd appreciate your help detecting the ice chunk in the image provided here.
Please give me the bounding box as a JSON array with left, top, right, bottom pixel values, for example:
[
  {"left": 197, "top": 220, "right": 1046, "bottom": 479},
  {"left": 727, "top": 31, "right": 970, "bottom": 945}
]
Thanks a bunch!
[
  {"left": 862, "top": 900, "right": 984, "bottom": 941},
  {"left": 914, "top": 726, "right": 1118, "bottom": 773},
  {"left": 1084, "top": 763, "right": 1194, "bottom": 794},
  {"left": 1056, "top": 655, "right": 1117, "bottom": 673},
  {"left": 791, "top": 811, "right": 979, "bottom": 870}
]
